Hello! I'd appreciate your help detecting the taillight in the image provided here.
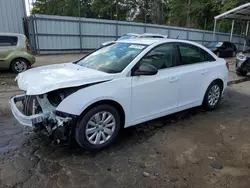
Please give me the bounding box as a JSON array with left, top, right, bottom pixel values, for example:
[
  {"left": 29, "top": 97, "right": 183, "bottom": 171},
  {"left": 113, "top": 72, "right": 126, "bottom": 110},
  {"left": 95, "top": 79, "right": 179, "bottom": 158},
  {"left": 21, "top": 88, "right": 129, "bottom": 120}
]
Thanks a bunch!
[
  {"left": 26, "top": 45, "right": 30, "bottom": 51},
  {"left": 226, "top": 61, "right": 229, "bottom": 71},
  {"left": 25, "top": 39, "right": 30, "bottom": 51}
]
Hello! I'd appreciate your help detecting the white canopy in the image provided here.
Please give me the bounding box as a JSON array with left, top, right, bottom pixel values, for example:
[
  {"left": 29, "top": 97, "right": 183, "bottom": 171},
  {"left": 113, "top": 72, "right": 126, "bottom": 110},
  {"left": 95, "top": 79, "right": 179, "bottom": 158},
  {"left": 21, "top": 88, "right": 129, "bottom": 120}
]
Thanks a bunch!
[
  {"left": 213, "top": 3, "right": 250, "bottom": 51},
  {"left": 215, "top": 2, "right": 250, "bottom": 21}
]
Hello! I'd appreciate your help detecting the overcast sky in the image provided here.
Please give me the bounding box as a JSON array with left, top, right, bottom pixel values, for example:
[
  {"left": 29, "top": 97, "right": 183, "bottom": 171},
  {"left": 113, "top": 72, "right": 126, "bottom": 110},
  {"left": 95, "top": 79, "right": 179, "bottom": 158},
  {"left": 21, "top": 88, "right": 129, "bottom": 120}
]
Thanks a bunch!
[{"left": 25, "top": 0, "right": 33, "bottom": 16}]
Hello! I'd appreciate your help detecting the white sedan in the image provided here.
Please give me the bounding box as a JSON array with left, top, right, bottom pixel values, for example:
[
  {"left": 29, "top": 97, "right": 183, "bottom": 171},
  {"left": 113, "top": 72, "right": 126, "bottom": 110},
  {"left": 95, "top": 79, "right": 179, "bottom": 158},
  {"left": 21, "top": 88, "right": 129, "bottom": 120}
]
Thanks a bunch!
[{"left": 10, "top": 39, "right": 228, "bottom": 150}]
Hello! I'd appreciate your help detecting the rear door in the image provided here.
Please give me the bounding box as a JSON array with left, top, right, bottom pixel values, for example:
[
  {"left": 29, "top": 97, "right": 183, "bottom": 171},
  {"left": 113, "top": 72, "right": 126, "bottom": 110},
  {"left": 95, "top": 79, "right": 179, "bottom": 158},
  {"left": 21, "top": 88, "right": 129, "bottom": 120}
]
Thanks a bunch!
[{"left": 176, "top": 42, "right": 216, "bottom": 108}]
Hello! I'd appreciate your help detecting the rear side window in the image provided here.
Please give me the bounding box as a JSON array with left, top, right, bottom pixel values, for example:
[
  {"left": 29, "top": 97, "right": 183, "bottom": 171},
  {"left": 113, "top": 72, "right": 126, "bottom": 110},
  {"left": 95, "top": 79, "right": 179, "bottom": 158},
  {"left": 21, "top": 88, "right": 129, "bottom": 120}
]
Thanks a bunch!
[
  {"left": 200, "top": 48, "right": 216, "bottom": 62},
  {"left": 0, "top": 36, "right": 18, "bottom": 46},
  {"left": 177, "top": 43, "right": 215, "bottom": 65}
]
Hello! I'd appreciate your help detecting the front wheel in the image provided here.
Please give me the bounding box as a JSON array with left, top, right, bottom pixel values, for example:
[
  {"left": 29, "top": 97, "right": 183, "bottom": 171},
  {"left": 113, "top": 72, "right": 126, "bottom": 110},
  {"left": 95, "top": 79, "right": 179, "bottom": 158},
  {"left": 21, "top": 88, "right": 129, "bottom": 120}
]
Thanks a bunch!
[
  {"left": 203, "top": 81, "right": 222, "bottom": 110},
  {"left": 75, "top": 104, "right": 121, "bottom": 151}
]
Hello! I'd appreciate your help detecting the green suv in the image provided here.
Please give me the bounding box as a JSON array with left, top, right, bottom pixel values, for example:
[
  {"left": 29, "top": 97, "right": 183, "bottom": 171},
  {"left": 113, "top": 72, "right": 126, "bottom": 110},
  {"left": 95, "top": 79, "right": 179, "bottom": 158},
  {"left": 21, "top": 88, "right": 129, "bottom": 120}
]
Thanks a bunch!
[{"left": 0, "top": 33, "right": 35, "bottom": 73}]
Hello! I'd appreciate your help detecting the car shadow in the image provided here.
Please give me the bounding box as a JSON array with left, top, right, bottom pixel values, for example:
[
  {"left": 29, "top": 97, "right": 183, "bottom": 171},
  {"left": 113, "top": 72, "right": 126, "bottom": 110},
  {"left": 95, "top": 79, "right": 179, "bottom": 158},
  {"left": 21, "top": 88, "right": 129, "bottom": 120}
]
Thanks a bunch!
[
  {"left": 8, "top": 84, "right": 249, "bottom": 158},
  {"left": 70, "top": 86, "right": 249, "bottom": 155},
  {"left": 69, "top": 106, "right": 207, "bottom": 156}
]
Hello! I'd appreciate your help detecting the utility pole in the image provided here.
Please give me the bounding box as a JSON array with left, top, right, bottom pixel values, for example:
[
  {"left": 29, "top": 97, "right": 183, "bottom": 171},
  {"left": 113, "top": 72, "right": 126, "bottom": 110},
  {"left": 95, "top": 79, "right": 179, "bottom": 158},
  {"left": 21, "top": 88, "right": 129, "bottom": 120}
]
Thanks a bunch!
[
  {"left": 116, "top": 0, "right": 118, "bottom": 39},
  {"left": 116, "top": 0, "right": 118, "bottom": 21},
  {"left": 110, "top": 1, "right": 113, "bottom": 20},
  {"left": 78, "top": 0, "right": 81, "bottom": 17},
  {"left": 78, "top": 0, "right": 82, "bottom": 52},
  {"left": 187, "top": 0, "right": 191, "bottom": 27},
  {"left": 204, "top": 18, "right": 207, "bottom": 30},
  {"left": 161, "top": 0, "right": 164, "bottom": 24}
]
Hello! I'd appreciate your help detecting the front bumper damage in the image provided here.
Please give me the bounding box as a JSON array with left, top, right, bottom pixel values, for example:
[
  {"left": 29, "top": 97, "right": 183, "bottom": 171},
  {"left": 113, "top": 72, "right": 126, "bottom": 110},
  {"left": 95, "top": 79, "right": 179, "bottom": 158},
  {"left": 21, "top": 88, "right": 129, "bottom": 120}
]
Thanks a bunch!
[
  {"left": 10, "top": 94, "right": 75, "bottom": 144},
  {"left": 11, "top": 94, "right": 50, "bottom": 126}
]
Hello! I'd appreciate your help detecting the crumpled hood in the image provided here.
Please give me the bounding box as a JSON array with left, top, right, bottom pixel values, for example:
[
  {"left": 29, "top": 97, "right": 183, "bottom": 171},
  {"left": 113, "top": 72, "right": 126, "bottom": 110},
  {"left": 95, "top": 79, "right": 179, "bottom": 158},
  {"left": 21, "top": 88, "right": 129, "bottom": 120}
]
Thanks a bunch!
[{"left": 17, "top": 63, "right": 115, "bottom": 95}]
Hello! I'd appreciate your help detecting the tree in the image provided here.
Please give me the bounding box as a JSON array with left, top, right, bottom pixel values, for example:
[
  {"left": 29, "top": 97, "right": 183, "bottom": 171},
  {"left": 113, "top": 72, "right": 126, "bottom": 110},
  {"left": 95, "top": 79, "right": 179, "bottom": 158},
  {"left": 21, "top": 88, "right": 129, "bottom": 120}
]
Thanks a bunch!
[{"left": 31, "top": 0, "right": 250, "bottom": 33}]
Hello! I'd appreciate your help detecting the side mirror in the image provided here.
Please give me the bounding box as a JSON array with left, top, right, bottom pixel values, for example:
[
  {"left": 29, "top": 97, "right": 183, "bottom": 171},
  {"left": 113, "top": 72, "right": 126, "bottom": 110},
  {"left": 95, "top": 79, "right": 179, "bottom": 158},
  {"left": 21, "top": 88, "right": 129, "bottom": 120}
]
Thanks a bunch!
[{"left": 133, "top": 63, "right": 158, "bottom": 76}]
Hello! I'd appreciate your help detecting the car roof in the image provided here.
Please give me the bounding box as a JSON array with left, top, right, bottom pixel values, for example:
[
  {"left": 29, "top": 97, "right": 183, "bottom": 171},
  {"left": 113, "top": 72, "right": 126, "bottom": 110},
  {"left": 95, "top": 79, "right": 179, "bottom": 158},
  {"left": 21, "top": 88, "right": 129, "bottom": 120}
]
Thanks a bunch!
[
  {"left": 125, "top": 33, "right": 140, "bottom": 36},
  {"left": 116, "top": 38, "right": 202, "bottom": 46},
  {"left": 0, "top": 33, "right": 25, "bottom": 37},
  {"left": 123, "top": 33, "right": 166, "bottom": 37},
  {"left": 139, "top": 33, "right": 165, "bottom": 37},
  {"left": 117, "top": 38, "right": 163, "bottom": 45}
]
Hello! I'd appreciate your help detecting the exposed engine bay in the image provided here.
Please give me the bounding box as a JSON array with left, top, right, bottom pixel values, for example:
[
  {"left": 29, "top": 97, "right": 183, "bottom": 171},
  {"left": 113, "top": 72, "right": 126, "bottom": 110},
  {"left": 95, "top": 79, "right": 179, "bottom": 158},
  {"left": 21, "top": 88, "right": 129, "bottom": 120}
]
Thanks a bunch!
[
  {"left": 21, "top": 88, "right": 80, "bottom": 145},
  {"left": 11, "top": 78, "right": 111, "bottom": 146}
]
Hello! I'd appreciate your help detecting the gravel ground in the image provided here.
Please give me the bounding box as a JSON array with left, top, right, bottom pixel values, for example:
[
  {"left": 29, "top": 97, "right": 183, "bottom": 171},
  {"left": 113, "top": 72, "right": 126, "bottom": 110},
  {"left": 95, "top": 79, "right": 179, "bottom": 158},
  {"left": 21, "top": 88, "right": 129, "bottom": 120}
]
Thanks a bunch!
[{"left": 1, "top": 55, "right": 250, "bottom": 188}]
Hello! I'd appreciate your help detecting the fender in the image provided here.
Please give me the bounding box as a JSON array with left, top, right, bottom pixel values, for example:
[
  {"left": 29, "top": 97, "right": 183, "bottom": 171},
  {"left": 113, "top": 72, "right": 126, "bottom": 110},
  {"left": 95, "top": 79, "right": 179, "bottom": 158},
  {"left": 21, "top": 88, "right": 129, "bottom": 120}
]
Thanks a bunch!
[
  {"left": 56, "top": 77, "right": 132, "bottom": 127},
  {"left": 201, "top": 62, "right": 228, "bottom": 104}
]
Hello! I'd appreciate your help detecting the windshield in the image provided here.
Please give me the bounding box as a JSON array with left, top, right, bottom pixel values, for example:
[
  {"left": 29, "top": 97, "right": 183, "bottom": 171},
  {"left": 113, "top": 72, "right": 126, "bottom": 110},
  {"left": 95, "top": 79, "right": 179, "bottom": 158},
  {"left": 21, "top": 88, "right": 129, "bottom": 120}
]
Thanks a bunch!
[
  {"left": 76, "top": 43, "right": 147, "bottom": 73},
  {"left": 206, "top": 42, "right": 223, "bottom": 48},
  {"left": 117, "top": 34, "right": 137, "bottom": 41}
]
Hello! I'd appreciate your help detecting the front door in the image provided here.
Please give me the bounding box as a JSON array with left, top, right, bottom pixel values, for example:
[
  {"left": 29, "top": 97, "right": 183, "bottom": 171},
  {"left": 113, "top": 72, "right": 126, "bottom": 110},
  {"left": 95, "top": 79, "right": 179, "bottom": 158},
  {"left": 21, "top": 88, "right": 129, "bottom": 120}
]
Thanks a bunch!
[{"left": 130, "top": 43, "right": 179, "bottom": 124}]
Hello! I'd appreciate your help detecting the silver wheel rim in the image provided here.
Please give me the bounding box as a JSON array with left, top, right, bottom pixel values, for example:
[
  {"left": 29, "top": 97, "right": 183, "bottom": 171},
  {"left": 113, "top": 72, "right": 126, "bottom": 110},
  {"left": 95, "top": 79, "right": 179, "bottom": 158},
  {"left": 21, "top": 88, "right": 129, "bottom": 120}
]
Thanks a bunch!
[
  {"left": 14, "top": 61, "right": 27, "bottom": 72},
  {"left": 86, "top": 111, "right": 116, "bottom": 145},
  {"left": 208, "top": 85, "right": 220, "bottom": 106}
]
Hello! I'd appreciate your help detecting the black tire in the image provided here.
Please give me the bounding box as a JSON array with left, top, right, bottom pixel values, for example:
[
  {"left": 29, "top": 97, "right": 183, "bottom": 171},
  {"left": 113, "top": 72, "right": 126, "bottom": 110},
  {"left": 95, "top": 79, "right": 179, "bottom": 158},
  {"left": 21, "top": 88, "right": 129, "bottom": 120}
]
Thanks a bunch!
[
  {"left": 236, "top": 69, "right": 248, "bottom": 76},
  {"left": 11, "top": 58, "right": 29, "bottom": 73},
  {"left": 75, "top": 104, "right": 121, "bottom": 151},
  {"left": 203, "top": 81, "right": 222, "bottom": 110}
]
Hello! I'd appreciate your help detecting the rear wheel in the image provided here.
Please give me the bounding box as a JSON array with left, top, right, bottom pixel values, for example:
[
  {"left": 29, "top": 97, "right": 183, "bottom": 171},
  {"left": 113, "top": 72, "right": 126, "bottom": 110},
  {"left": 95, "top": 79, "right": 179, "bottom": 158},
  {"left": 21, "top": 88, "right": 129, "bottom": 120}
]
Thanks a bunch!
[
  {"left": 11, "top": 58, "right": 29, "bottom": 73},
  {"left": 236, "top": 69, "right": 247, "bottom": 76},
  {"left": 203, "top": 81, "right": 222, "bottom": 110},
  {"left": 75, "top": 104, "right": 121, "bottom": 151}
]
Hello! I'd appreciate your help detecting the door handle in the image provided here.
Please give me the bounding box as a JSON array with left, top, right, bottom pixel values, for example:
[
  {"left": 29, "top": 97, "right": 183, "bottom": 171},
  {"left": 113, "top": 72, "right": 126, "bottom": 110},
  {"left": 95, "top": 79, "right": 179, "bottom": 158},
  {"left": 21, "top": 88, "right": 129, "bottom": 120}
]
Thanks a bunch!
[
  {"left": 169, "top": 77, "right": 179, "bottom": 83},
  {"left": 201, "top": 70, "right": 208, "bottom": 74}
]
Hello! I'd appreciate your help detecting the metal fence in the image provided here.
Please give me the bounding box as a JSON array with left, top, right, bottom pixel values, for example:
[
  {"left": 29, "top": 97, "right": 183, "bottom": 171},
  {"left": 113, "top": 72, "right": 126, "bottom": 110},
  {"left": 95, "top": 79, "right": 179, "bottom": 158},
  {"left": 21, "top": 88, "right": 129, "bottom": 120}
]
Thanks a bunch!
[
  {"left": 28, "top": 14, "right": 247, "bottom": 54},
  {"left": 0, "top": 0, "right": 26, "bottom": 34}
]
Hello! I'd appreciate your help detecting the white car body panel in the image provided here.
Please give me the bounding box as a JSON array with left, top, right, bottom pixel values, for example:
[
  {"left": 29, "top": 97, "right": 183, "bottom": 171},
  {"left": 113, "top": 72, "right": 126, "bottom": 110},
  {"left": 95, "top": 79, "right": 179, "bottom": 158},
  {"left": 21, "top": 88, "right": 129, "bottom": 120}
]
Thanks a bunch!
[
  {"left": 56, "top": 77, "right": 132, "bottom": 127},
  {"left": 16, "top": 63, "right": 115, "bottom": 95},
  {"left": 130, "top": 68, "right": 179, "bottom": 123},
  {"left": 15, "top": 39, "right": 228, "bottom": 128}
]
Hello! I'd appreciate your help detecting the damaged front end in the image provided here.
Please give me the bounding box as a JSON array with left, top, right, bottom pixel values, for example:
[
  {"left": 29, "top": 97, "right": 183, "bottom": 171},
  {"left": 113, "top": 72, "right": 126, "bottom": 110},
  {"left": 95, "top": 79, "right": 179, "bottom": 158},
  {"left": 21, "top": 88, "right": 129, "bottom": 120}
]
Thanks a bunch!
[{"left": 10, "top": 89, "right": 78, "bottom": 145}]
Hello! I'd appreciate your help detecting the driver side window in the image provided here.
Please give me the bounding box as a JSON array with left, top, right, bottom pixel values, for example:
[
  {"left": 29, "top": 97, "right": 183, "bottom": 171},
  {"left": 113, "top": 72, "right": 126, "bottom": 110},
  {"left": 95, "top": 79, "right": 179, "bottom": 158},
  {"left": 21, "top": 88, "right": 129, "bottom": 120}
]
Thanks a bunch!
[{"left": 140, "top": 43, "right": 177, "bottom": 70}]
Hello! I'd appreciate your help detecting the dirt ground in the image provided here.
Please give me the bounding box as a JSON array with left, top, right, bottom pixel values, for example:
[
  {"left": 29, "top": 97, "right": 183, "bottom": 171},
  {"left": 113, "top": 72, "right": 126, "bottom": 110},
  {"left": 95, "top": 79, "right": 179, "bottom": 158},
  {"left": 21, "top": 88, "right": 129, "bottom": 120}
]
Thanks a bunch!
[{"left": 1, "top": 55, "right": 250, "bottom": 188}]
